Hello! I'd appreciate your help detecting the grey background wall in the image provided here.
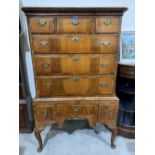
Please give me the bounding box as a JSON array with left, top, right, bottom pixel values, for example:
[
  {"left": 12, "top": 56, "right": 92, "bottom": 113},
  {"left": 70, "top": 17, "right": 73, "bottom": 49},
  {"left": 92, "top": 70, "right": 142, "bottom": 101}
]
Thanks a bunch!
[{"left": 19, "top": 0, "right": 135, "bottom": 98}]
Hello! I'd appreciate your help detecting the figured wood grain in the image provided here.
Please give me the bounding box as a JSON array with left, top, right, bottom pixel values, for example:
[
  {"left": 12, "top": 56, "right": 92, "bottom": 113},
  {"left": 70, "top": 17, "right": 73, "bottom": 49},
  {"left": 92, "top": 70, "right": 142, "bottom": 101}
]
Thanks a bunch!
[
  {"left": 56, "top": 103, "right": 97, "bottom": 115},
  {"left": 96, "top": 16, "right": 121, "bottom": 33},
  {"left": 33, "top": 96, "right": 119, "bottom": 129},
  {"left": 22, "top": 7, "right": 128, "bottom": 151},
  {"left": 36, "top": 75, "right": 114, "bottom": 97},
  {"left": 33, "top": 54, "right": 117, "bottom": 75},
  {"left": 56, "top": 16, "right": 94, "bottom": 33},
  {"left": 32, "top": 34, "right": 119, "bottom": 54},
  {"left": 29, "top": 17, "right": 54, "bottom": 33},
  {"left": 98, "top": 100, "right": 119, "bottom": 128},
  {"left": 35, "top": 104, "right": 55, "bottom": 121}
]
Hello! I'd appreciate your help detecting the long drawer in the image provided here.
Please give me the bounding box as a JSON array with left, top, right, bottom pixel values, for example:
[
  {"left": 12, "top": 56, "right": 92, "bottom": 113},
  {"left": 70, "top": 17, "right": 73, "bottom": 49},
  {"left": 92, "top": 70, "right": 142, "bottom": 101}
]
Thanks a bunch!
[
  {"left": 32, "top": 34, "right": 118, "bottom": 54},
  {"left": 33, "top": 54, "right": 117, "bottom": 75},
  {"left": 36, "top": 75, "right": 115, "bottom": 97}
]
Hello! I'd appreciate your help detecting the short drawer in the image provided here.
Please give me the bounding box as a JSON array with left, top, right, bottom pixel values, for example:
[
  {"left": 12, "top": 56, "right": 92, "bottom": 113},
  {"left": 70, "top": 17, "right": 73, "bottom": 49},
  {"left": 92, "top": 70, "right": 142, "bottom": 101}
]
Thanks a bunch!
[
  {"left": 56, "top": 16, "right": 94, "bottom": 33},
  {"left": 56, "top": 104, "right": 97, "bottom": 115},
  {"left": 29, "top": 17, "right": 54, "bottom": 33},
  {"left": 33, "top": 54, "right": 117, "bottom": 75},
  {"left": 36, "top": 75, "right": 115, "bottom": 97},
  {"left": 34, "top": 104, "right": 55, "bottom": 121},
  {"left": 98, "top": 99, "right": 119, "bottom": 127},
  {"left": 32, "top": 34, "right": 118, "bottom": 54},
  {"left": 96, "top": 16, "right": 121, "bottom": 33}
]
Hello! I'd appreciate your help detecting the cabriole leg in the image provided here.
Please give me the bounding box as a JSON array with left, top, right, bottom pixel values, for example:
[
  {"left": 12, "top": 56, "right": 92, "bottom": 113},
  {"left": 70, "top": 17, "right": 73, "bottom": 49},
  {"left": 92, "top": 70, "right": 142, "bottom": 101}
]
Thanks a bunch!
[
  {"left": 34, "top": 129, "right": 43, "bottom": 152},
  {"left": 111, "top": 128, "right": 117, "bottom": 149}
]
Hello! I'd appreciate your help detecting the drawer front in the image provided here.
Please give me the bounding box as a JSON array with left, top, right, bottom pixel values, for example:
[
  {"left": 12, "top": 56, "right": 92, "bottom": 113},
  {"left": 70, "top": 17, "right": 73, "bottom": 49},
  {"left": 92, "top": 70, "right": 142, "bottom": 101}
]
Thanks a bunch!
[
  {"left": 36, "top": 75, "right": 114, "bottom": 97},
  {"left": 29, "top": 17, "right": 54, "bottom": 33},
  {"left": 98, "top": 100, "right": 119, "bottom": 126},
  {"left": 34, "top": 54, "right": 117, "bottom": 75},
  {"left": 56, "top": 16, "right": 94, "bottom": 33},
  {"left": 34, "top": 105, "right": 55, "bottom": 121},
  {"left": 32, "top": 34, "right": 118, "bottom": 54},
  {"left": 96, "top": 16, "right": 120, "bottom": 33},
  {"left": 119, "top": 65, "right": 135, "bottom": 75},
  {"left": 56, "top": 103, "right": 97, "bottom": 115}
]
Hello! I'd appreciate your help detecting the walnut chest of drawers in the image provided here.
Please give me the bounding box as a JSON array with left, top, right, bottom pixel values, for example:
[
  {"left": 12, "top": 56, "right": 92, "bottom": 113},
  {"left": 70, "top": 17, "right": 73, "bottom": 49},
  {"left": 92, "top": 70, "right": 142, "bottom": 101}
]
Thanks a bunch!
[{"left": 23, "top": 7, "right": 127, "bottom": 152}]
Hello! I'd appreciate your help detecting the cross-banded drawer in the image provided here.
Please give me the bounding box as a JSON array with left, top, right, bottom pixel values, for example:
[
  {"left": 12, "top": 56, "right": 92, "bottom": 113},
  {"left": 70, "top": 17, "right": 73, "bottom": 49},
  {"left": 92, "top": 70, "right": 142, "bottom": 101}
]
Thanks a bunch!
[
  {"left": 29, "top": 17, "right": 55, "bottom": 33},
  {"left": 36, "top": 75, "right": 114, "bottom": 97},
  {"left": 96, "top": 16, "right": 121, "bottom": 33},
  {"left": 34, "top": 104, "right": 55, "bottom": 121},
  {"left": 32, "top": 34, "right": 118, "bottom": 54},
  {"left": 98, "top": 100, "right": 119, "bottom": 127},
  {"left": 56, "top": 103, "right": 97, "bottom": 116},
  {"left": 56, "top": 16, "right": 94, "bottom": 33},
  {"left": 33, "top": 54, "right": 117, "bottom": 75}
]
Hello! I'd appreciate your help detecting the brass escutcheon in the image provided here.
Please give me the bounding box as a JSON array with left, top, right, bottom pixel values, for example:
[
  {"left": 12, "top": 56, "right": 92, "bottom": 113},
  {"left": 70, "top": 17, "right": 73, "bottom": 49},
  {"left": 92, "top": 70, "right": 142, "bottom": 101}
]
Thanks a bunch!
[
  {"left": 43, "top": 83, "right": 55, "bottom": 89},
  {"left": 42, "top": 63, "right": 49, "bottom": 68},
  {"left": 72, "top": 107, "right": 80, "bottom": 112},
  {"left": 71, "top": 55, "right": 80, "bottom": 62},
  {"left": 39, "top": 19, "right": 46, "bottom": 26},
  {"left": 72, "top": 36, "right": 79, "bottom": 42},
  {"left": 40, "top": 41, "right": 48, "bottom": 46},
  {"left": 104, "top": 19, "right": 112, "bottom": 25},
  {"left": 100, "top": 63, "right": 109, "bottom": 67},
  {"left": 72, "top": 19, "right": 79, "bottom": 25},
  {"left": 99, "top": 83, "right": 108, "bottom": 88},
  {"left": 102, "top": 40, "right": 111, "bottom": 46},
  {"left": 71, "top": 76, "right": 80, "bottom": 81},
  {"left": 41, "top": 111, "right": 48, "bottom": 118}
]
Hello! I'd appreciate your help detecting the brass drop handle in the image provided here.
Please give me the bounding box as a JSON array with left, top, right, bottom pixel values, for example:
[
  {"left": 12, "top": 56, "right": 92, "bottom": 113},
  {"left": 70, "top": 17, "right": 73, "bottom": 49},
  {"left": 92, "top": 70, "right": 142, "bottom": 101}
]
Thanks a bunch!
[
  {"left": 43, "top": 83, "right": 55, "bottom": 89},
  {"left": 72, "top": 19, "right": 79, "bottom": 25},
  {"left": 100, "top": 63, "right": 109, "bottom": 67},
  {"left": 101, "top": 107, "right": 111, "bottom": 115},
  {"left": 71, "top": 76, "right": 80, "bottom": 81},
  {"left": 72, "top": 107, "right": 80, "bottom": 112},
  {"left": 104, "top": 19, "right": 112, "bottom": 25},
  {"left": 38, "top": 19, "right": 46, "bottom": 26},
  {"left": 71, "top": 16, "right": 79, "bottom": 25},
  {"left": 41, "top": 111, "right": 48, "bottom": 118},
  {"left": 40, "top": 41, "right": 48, "bottom": 46},
  {"left": 102, "top": 40, "right": 111, "bottom": 46},
  {"left": 72, "top": 36, "right": 79, "bottom": 42},
  {"left": 99, "top": 83, "right": 108, "bottom": 88},
  {"left": 42, "top": 63, "right": 49, "bottom": 68},
  {"left": 71, "top": 55, "right": 80, "bottom": 62}
]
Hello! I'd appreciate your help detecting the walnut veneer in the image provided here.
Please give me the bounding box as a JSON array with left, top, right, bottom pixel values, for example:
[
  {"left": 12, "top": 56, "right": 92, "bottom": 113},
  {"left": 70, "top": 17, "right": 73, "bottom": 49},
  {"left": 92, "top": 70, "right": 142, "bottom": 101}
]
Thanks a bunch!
[{"left": 23, "top": 7, "right": 127, "bottom": 152}]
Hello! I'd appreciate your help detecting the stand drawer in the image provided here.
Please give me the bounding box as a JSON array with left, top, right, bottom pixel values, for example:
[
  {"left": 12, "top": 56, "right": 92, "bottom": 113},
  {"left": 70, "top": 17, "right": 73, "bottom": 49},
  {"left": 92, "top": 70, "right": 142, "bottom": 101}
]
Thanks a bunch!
[
  {"left": 34, "top": 104, "right": 55, "bottom": 121},
  {"left": 56, "top": 104, "right": 97, "bottom": 115}
]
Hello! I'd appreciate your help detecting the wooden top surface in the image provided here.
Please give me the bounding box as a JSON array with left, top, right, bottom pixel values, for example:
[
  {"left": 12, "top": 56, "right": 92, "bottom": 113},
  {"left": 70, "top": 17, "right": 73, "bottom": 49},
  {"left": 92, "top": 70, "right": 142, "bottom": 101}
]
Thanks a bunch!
[
  {"left": 34, "top": 96, "right": 119, "bottom": 102},
  {"left": 22, "top": 7, "right": 128, "bottom": 15}
]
